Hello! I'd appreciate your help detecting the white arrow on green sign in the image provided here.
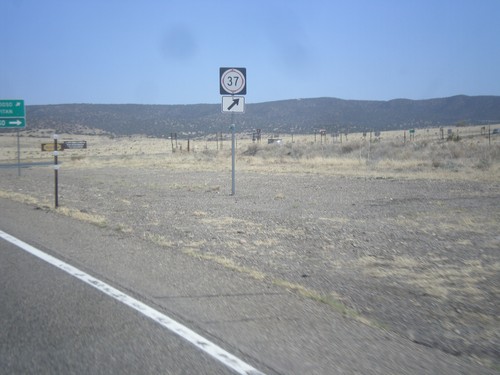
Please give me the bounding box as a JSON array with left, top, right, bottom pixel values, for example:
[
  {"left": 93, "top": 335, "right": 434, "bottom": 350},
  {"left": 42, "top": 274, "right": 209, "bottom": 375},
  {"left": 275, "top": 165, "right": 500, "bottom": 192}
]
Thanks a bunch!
[{"left": 0, "top": 118, "right": 26, "bottom": 128}]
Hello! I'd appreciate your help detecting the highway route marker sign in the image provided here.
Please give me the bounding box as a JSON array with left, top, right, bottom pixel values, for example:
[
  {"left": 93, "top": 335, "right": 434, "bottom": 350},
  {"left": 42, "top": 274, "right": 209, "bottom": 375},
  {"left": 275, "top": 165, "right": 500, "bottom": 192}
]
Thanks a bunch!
[
  {"left": 220, "top": 67, "right": 246, "bottom": 95},
  {"left": 222, "top": 96, "right": 245, "bottom": 113}
]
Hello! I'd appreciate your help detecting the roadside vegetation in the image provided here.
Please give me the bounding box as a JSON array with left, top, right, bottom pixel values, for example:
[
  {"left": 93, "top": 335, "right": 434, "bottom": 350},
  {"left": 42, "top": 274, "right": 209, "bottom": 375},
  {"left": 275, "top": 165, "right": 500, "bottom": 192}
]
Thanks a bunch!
[{"left": 1, "top": 125, "right": 498, "bottom": 181}]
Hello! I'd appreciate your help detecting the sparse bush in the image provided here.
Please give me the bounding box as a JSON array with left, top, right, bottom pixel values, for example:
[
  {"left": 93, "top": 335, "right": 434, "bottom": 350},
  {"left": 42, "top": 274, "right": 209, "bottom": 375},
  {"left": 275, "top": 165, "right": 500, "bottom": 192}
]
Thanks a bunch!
[
  {"left": 472, "top": 143, "right": 500, "bottom": 170},
  {"left": 340, "top": 141, "right": 363, "bottom": 154},
  {"left": 448, "top": 143, "right": 465, "bottom": 158},
  {"left": 475, "top": 156, "right": 491, "bottom": 170},
  {"left": 369, "top": 140, "right": 404, "bottom": 160},
  {"left": 412, "top": 139, "right": 429, "bottom": 151},
  {"left": 196, "top": 149, "right": 218, "bottom": 161},
  {"left": 431, "top": 158, "right": 442, "bottom": 168},
  {"left": 242, "top": 143, "right": 260, "bottom": 156},
  {"left": 284, "top": 143, "right": 304, "bottom": 159},
  {"left": 340, "top": 144, "right": 354, "bottom": 154}
]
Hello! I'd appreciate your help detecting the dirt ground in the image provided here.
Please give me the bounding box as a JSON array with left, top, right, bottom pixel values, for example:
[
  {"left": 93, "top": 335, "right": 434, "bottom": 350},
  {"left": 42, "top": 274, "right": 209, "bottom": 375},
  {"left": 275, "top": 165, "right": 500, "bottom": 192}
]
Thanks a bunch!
[{"left": 1, "top": 148, "right": 499, "bottom": 369}]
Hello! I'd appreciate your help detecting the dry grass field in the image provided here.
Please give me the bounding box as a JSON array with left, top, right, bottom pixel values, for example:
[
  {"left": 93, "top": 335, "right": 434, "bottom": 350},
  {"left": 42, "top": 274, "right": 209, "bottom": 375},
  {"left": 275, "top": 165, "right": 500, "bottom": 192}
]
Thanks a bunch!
[
  {"left": 1, "top": 125, "right": 499, "bottom": 369},
  {"left": 1, "top": 125, "right": 499, "bottom": 178}
]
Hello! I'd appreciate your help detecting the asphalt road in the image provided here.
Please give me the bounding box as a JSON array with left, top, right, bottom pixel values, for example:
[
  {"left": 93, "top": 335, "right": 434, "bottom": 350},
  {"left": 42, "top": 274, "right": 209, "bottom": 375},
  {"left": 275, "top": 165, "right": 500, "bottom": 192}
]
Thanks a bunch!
[
  {"left": 0, "top": 239, "right": 235, "bottom": 375},
  {"left": 0, "top": 197, "right": 496, "bottom": 375}
]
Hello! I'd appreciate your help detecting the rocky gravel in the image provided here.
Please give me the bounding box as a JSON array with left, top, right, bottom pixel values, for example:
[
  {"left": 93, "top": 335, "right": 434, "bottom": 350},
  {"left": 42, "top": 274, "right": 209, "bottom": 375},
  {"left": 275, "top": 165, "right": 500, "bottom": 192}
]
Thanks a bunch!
[{"left": 1, "top": 165, "right": 499, "bottom": 369}]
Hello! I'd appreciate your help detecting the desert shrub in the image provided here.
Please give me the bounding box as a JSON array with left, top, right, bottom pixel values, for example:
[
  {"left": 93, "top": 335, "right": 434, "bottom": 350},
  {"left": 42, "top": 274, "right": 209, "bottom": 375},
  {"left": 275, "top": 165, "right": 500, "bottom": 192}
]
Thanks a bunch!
[
  {"left": 428, "top": 142, "right": 465, "bottom": 163},
  {"left": 472, "top": 143, "right": 500, "bottom": 170},
  {"left": 197, "top": 149, "right": 218, "bottom": 161},
  {"left": 284, "top": 143, "right": 304, "bottom": 159},
  {"left": 431, "top": 158, "right": 442, "bottom": 168},
  {"left": 475, "top": 155, "right": 491, "bottom": 170},
  {"left": 490, "top": 143, "right": 500, "bottom": 160},
  {"left": 369, "top": 140, "right": 405, "bottom": 160},
  {"left": 328, "top": 141, "right": 362, "bottom": 155},
  {"left": 340, "top": 144, "right": 354, "bottom": 154},
  {"left": 447, "top": 143, "right": 465, "bottom": 158},
  {"left": 412, "top": 139, "right": 429, "bottom": 151},
  {"left": 241, "top": 143, "right": 260, "bottom": 156}
]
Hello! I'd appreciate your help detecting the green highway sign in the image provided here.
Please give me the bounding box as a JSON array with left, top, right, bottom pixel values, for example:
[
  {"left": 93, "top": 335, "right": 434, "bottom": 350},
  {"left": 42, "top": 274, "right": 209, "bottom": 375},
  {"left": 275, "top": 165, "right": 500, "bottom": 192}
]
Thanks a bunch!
[
  {"left": 0, "top": 100, "right": 25, "bottom": 117},
  {"left": 0, "top": 118, "right": 26, "bottom": 128},
  {"left": 0, "top": 99, "right": 26, "bottom": 128}
]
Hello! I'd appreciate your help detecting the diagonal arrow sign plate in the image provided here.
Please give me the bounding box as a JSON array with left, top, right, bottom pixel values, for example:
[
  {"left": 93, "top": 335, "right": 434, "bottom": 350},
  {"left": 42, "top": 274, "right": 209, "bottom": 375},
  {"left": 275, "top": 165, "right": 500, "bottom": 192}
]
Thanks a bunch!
[{"left": 221, "top": 96, "right": 245, "bottom": 113}]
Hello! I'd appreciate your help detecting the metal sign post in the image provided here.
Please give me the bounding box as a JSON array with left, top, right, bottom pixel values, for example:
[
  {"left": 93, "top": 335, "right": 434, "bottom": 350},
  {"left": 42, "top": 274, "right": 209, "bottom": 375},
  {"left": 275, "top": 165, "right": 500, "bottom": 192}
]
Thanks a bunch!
[
  {"left": 1, "top": 100, "right": 26, "bottom": 176},
  {"left": 53, "top": 134, "right": 59, "bottom": 208},
  {"left": 220, "top": 68, "right": 246, "bottom": 196},
  {"left": 230, "top": 112, "right": 236, "bottom": 195},
  {"left": 17, "top": 130, "right": 21, "bottom": 176}
]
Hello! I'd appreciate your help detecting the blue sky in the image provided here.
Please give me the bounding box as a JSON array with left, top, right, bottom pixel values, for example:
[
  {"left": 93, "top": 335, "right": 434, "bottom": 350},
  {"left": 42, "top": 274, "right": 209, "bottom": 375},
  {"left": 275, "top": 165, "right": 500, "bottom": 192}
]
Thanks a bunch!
[{"left": 2, "top": 0, "right": 499, "bottom": 105}]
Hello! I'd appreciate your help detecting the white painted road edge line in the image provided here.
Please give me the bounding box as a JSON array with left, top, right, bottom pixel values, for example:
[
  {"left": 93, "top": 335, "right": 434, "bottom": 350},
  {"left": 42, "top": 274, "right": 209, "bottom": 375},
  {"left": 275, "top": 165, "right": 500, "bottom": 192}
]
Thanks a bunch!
[{"left": 0, "top": 230, "right": 265, "bottom": 375}]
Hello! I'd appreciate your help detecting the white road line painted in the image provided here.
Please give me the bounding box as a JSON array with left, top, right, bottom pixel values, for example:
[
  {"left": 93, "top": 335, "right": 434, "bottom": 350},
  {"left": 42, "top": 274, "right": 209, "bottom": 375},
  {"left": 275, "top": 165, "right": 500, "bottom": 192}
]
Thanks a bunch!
[{"left": 0, "top": 230, "right": 265, "bottom": 375}]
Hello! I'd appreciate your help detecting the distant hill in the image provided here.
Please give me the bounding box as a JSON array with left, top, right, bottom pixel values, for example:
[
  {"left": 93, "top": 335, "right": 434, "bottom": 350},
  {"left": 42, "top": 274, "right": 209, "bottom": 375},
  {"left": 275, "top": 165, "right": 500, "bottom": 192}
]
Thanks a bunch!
[{"left": 22, "top": 95, "right": 500, "bottom": 137}]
